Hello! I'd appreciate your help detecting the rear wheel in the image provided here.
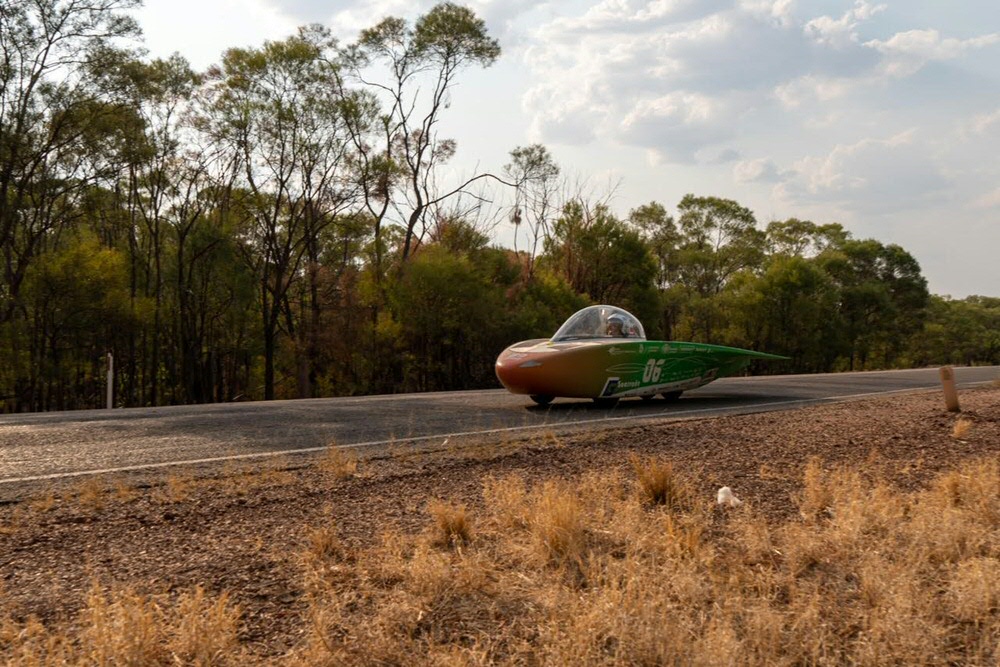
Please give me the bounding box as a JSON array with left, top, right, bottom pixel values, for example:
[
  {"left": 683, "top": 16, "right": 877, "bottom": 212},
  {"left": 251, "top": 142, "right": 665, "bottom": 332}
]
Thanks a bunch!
[
  {"left": 529, "top": 394, "right": 554, "bottom": 406},
  {"left": 593, "top": 397, "right": 619, "bottom": 408},
  {"left": 661, "top": 390, "right": 683, "bottom": 402}
]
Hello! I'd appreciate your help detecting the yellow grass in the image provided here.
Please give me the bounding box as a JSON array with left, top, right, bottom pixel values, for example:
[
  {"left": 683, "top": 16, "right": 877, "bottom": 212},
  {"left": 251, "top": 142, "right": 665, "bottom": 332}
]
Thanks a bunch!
[
  {"left": 29, "top": 489, "right": 57, "bottom": 513},
  {"left": 318, "top": 444, "right": 359, "bottom": 479},
  {"left": 2, "top": 584, "right": 241, "bottom": 666},
  {"left": 5, "top": 456, "right": 1000, "bottom": 665},
  {"left": 292, "top": 457, "right": 1000, "bottom": 665},
  {"left": 75, "top": 476, "right": 106, "bottom": 511},
  {"left": 628, "top": 453, "right": 692, "bottom": 509},
  {"left": 427, "top": 499, "right": 471, "bottom": 548},
  {"left": 163, "top": 474, "right": 191, "bottom": 503},
  {"left": 952, "top": 416, "right": 974, "bottom": 439}
]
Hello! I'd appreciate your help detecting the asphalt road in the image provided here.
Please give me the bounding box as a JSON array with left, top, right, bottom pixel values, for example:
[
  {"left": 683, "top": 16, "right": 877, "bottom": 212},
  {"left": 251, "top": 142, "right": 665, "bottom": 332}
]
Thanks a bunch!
[{"left": 1, "top": 366, "right": 997, "bottom": 485}]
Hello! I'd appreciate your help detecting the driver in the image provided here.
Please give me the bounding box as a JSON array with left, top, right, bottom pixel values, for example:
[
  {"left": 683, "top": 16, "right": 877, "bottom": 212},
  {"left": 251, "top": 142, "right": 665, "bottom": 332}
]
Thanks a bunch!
[{"left": 606, "top": 313, "right": 628, "bottom": 337}]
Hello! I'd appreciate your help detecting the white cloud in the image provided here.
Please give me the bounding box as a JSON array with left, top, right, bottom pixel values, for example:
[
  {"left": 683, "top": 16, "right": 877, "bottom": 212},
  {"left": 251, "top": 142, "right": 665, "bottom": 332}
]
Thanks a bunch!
[
  {"left": 865, "top": 29, "right": 1000, "bottom": 78},
  {"left": 774, "top": 75, "right": 854, "bottom": 107},
  {"left": 734, "top": 157, "right": 787, "bottom": 183},
  {"left": 520, "top": 0, "right": 897, "bottom": 162},
  {"left": 972, "top": 187, "right": 1000, "bottom": 210},
  {"left": 776, "top": 130, "right": 951, "bottom": 214},
  {"left": 804, "top": 1, "right": 886, "bottom": 48},
  {"left": 970, "top": 109, "right": 1000, "bottom": 135},
  {"left": 137, "top": 0, "right": 298, "bottom": 69},
  {"left": 620, "top": 92, "right": 735, "bottom": 162}
]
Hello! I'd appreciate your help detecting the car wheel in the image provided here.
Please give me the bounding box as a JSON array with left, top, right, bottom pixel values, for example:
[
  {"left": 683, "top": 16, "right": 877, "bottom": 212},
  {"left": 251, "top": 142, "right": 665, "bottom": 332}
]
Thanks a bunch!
[
  {"left": 661, "top": 391, "right": 683, "bottom": 402},
  {"left": 529, "top": 394, "right": 554, "bottom": 406},
  {"left": 592, "top": 397, "right": 619, "bottom": 408}
]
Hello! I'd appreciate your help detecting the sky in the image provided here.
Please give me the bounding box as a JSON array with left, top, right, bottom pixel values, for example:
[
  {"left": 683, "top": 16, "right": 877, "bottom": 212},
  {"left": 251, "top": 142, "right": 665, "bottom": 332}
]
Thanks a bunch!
[{"left": 135, "top": 0, "right": 1000, "bottom": 299}]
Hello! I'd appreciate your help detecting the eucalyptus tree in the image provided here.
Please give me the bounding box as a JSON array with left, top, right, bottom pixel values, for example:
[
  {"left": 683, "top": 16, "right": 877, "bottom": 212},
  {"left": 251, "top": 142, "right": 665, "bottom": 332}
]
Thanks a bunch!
[
  {"left": 504, "top": 144, "right": 560, "bottom": 277},
  {"left": 765, "top": 218, "right": 849, "bottom": 258},
  {"left": 345, "top": 2, "right": 502, "bottom": 266},
  {"left": 542, "top": 200, "right": 659, "bottom": 327},
  {"left": 0, "top": 0, "right": 141, "bottom": 325},
  {"left": 628, "top": 201, "right": 682, "bottom": 338},
  {"left": 818, "top": 239, "right": 929, "bottom": 369},
  {"left": 203, "top": 26, "right": 357, "bottom": 399},
  {"left": 97, "top": 54, "right": 203, "bottom": 405},
  {"left": 669, "top": 195, "right": 765, "bottom": 341}
]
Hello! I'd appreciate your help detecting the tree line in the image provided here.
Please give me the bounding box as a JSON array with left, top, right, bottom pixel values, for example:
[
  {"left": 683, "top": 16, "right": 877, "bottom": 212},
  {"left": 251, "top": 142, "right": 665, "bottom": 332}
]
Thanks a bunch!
[{"left": 2, "top": 0, "right": 996, "bottom": 412}]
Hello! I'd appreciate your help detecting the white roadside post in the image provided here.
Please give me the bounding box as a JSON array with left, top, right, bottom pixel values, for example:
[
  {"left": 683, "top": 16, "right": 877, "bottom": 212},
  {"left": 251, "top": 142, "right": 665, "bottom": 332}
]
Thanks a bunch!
[{"left": 106, "top": 352, "right": 114, "bottom": 409}]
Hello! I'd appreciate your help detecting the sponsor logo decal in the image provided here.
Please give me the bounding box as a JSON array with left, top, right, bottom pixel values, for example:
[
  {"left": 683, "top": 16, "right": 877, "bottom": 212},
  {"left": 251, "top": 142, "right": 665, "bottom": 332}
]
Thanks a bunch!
[{"left": 600, "top": 377, "right": 620, "bottom": 397}]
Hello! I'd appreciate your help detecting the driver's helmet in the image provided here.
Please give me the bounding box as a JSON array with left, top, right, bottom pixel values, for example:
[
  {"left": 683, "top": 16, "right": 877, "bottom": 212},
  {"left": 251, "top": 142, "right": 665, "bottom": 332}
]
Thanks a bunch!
[{"left": 606, "top": 313, "right": 627, "bottom": 337}]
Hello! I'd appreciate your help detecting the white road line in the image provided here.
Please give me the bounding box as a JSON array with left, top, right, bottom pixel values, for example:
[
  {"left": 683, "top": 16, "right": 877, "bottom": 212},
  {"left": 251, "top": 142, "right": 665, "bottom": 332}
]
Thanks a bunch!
[{"left": 0, "top": 381, "right": 991, "bottom": 485}]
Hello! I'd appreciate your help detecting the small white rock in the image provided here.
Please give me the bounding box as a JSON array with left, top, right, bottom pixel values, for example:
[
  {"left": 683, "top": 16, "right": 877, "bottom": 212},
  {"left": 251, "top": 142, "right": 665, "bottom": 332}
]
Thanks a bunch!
[{"left": 717, "top": 486, "right": 742, "bottom": 507}]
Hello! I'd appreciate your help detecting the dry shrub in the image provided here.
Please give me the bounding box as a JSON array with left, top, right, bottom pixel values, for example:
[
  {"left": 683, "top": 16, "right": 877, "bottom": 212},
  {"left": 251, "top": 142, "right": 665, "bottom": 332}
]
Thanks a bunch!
[
  {"left": 30, "top": 489, "right": 57, "bottom": 513},
  {"left": 305, "top": 523, "right": 343, "bottom": 563},
  {"left": 319, "top": 445, "right": 359, "bottom": 479},
  {"left": 481, "top": 474, "right": 529, "bottom": 530},
  {"left": 170, "top": 586, "right": 241, "bottom": 666},
  {"left": 530, "top": 480, "right": 586, "bottom": 568},
  {"left": 76, "top": 476, "right": 105, "bottom": 511},
  {"left": 427, "top": 499, "right": 471, "bottom": 548},
  {"left": 629, "top": 454, "right": 693, "bottom": 510},
  {"left": 952, "top": 417, "right": 974, "bottom": 439},
  {"left": 163, "top": 474, "right": 191, "bottom": 503},
  {"left": 795, "top": 457, "right": 867, "bottom": 524},
  {"left": 2, "top": 584, "right": 240, "bottom": 666},
  {"left": 113, "top": 481, "right": 139, "bottom": 503}
]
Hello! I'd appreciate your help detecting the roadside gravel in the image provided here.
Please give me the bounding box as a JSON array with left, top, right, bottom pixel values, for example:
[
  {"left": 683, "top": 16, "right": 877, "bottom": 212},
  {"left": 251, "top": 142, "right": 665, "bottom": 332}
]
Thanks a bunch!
[{"left": 2, "top": 386, "right": 998, "bottom": 657}]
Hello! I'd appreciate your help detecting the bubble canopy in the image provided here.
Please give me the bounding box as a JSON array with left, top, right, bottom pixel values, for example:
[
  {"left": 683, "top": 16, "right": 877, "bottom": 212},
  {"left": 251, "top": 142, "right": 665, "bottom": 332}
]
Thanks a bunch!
[{"left": 551, "top": 305, "right": 646, "bottom": 342}]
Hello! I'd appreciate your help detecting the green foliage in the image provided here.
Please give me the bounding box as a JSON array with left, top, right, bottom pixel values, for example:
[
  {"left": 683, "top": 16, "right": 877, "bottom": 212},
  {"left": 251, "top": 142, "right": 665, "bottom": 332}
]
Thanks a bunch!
[
  {"left": 413, "top": 2, "right": 501, "bottom": 66},
  {"left": 0, "top": 0, "right": 993, "bottom": 412},
  {"left": 19, "top": 232, "right": 137, "bottom": 410},
  {"left": 541, "top": 200, "right": 659, "bottom": 328}
]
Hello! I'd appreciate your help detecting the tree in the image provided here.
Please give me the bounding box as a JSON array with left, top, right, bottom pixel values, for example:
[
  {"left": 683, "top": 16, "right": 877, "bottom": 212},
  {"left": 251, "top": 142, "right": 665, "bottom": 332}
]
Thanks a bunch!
[
  {"left": 819, "top": 239, "right": 929, "bottom": 369},
  {"left": 347, "top": 2, "right": 501, "bottom": 264},
  {"left": 21, "top": 232, "right": 134, "bottom": 410},
  {"left": 0, "top": 0, "right": 141, "bottom": 323},
  {"left": 542, "top": 200, "right": 659, "bottom": 329},
  {"left": 669, "top": 195, "right": 765, "bottom": 340},
  {"left": 505, "top": 144, "right": 560, "bottom": 277},
  {"left": 203, "top": 26, "right": 356, "bottom": 399}
]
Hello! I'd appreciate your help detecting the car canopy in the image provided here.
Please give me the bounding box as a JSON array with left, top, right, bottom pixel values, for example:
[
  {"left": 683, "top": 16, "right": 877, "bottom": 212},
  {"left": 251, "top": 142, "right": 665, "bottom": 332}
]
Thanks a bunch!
[{"left": 551, "top": 305, "right": 646, "bottom": 342}]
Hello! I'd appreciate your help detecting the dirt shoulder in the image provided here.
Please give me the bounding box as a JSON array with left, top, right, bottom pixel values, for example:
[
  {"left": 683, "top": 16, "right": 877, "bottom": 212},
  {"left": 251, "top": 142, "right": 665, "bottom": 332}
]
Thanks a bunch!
[{"left": 2, "top": 386, "right": 998, "bottom": 657}]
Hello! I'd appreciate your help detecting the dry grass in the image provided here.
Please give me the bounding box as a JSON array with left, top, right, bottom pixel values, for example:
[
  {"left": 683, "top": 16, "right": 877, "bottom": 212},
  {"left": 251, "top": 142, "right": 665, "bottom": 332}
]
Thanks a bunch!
[
  {"left": 318, "top": 445, "right": 359, "bottom": 479},
  {"left": 1, "top": 584, "right": 241, "bottom": 666},
  {"left": 427, "top": 499, "right": 471, "bottom": 548},
  {"left": 288, "top": 456, "right": 1000, "bottom": 665},
  {"left": 952, "top": 416, "right": 974, "bottom": 439},
  {"left": 6, "top": 451, "right": 1000, "bottom": 666},
  {"left": 112, "top": 481, "right": 139, "bottom": 503},
  {"left": 628, "top": 452, "right": 692, "bottom": 509},
  {"left": 163, "top": 474, "right": 191, "bottom": 503},
  {"left": 29, "top": 489, "right": 57, "bottom": 513},
  {"left": 75, "top": 477, "right": 106, "bottom": 511}
]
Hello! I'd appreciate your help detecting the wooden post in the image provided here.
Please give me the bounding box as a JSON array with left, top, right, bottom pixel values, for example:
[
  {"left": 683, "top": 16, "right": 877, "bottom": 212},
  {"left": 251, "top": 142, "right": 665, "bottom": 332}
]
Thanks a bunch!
[{"left": 940, "top": 365, "right": 960, "bottom": 412}]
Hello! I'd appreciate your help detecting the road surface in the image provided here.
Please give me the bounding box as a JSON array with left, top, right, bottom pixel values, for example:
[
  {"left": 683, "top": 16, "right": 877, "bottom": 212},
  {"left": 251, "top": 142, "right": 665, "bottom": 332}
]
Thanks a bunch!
[{"left": 1, "top": 366, "right": 996, "bottom": 485}]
